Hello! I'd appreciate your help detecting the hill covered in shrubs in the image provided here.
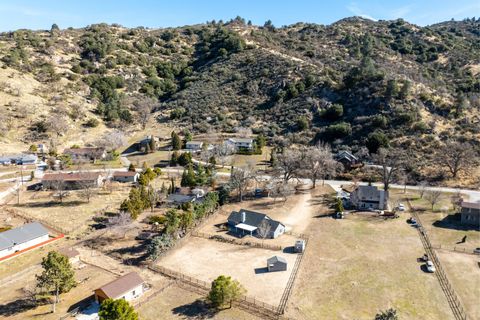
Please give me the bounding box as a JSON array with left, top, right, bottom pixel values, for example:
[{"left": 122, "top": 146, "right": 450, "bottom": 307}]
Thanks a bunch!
[{"left": 0, "top": 16, "right": 478, "bottom": 182}]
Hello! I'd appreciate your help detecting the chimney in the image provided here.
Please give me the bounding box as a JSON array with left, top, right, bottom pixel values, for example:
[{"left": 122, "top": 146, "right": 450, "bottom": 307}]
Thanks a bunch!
[{"left": 241, "top": 211, "right": 246, "bottom": 223}]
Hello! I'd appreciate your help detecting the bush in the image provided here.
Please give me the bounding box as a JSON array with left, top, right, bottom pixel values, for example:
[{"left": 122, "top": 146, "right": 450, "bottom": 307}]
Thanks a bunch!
[
  {"left": 322, "top": 122, "right": 352, "bottom": 141},
  {"left": 366, "top": 131, "right": 389, "bottom": 153}
]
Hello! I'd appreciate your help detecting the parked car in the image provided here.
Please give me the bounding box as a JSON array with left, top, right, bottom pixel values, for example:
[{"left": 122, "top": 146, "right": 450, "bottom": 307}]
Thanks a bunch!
[
  {"left": 473, "top": 248, "right": 480, "bottom": 255},
  {"left": 407, "top": 217, "right": 417, "bottom": 224},
  {"left": 397, "top": 203, "right": 406, "bottom": 211},
  {"left": 426, "top": 260, "right": 436, "bottom": 273}
]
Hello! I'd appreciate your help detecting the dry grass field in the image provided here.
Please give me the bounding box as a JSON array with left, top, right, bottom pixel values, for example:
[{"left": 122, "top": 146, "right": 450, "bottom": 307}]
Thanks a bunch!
[
  {"left": 157, "top": 236, "right": 297, "bottom": 306},
  {"left": 286, "top": 189, "right": 455, "bottom": 320},
  {"left": 138, "top": 284, "right": 261, "bottom": 320},
  {"left": 8, "top": 187, "right": 130, "bottom": 235}
]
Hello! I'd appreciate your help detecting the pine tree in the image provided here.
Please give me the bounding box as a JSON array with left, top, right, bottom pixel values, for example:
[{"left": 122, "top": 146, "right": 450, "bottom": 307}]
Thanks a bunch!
[
  {"left": 99, "top": 298, "right": 138, "bottom": 320},
  {"left": 171, "top": 132, "right": 182, "bottom": 150},
  {"left": 180, "top": 169, "right": 188, "bottom": 187},
  {"left": 128, "top": 163, "right": 136, "bottom": 172},
  {"left": 170, "top": 151, "right": 179, "bottom": 166},
  {"left": 36, "top": 251, "right": 76, "bottom": 313}
]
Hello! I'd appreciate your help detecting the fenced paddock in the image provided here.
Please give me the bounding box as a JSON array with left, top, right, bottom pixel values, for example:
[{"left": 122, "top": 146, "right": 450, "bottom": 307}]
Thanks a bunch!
[{"left": 154, "top": 236, "right": 297, "bottom": 306}]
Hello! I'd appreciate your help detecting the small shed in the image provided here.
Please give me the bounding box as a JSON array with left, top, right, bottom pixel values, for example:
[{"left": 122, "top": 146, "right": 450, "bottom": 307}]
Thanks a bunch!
[
  {"left": 58, "top": 247, "right": 80, "bottom": 264},
  {"left": 294, "top": 240, "right": 305, "bottom": 253},
  {"left": 267, "top": 256, "right": 287, "bottom": 272},
  {"left": 94, "top": 272, "right": 145, "bottom": 303}
]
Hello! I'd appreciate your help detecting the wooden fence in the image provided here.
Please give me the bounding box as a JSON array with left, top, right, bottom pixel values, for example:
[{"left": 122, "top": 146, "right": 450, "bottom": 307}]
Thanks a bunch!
[
  {"left": 431, "top": 244, "right": 477, "bottom": 255},
  {"left": 191, "top": 231, "right": 283, "bottom": 251},
  {"left": 148, "top": 264, "right": 281, "bottom": 319},
  {"left": 3, "top": 206, "right": 70, "bottom": 235}
]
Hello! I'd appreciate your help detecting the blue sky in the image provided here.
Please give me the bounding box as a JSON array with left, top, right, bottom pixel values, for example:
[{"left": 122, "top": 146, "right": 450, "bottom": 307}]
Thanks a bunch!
[{"left": 0, "top": 0, "right": 479, "bottom": 31}]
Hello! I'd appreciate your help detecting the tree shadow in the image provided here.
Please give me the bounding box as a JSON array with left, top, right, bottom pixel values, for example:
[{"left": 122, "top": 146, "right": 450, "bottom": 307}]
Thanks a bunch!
[
  {"left": 432, "top": 214, "right": 478, "bottom": 231},
  {"left": 171, "top": 299, "right": 218, "bottom": 319},
  {"left": 14, "top": 200, "right": 84, "bottom": 208},
  {"left": 0, "top": 297, "right": 49, "bottom": 317}
]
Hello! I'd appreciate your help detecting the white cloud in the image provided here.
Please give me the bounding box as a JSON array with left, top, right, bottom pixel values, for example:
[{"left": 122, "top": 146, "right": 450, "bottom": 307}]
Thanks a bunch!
[{"left": 346, "top": 2, "right": 377, "bottom": 21}]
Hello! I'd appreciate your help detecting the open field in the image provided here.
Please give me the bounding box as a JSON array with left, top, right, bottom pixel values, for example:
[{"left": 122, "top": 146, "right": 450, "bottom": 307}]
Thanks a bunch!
[
  {"left": 437, "top": 251, "right": 480, "bottom": 319},
  {"left": 157, "top": 236, "right": 297, "bottom": 306},
  {"left": 287, "top": 189, "right": 455, "bottom": 319},
  {"left": 8, "top": 187, "right": 130, "bottom": 235},
  {"left": 138, "top": 283, "right": 261, "bottom": 320},
  {"left": 127, "top": 150, "right": 172, "bottom": 168}
]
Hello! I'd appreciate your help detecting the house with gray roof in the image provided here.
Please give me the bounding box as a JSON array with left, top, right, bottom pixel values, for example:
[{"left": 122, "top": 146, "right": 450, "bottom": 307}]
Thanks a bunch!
[
  {"left": 227, "top": 209, "right": 285, "bottom": 239},
  {"left": 0, "top": 154, "right": 38, "bottom": 166},
  {"left": 185, "top": 141, "right": 204, "bottom": 151},
  {"left": 460, "top": 202, "right": 480, "bottom": 227},
  {"left": 226, "top": 138, "right": 254, "bottom": 151},
  {"left": 267, "top": 256, "right": 287, "bottom": 272},
  {"left": 335, "top": 150, "right": 361, "bottom": 170},
  {"left": 0, "top": 222, "right": 50, "bottom": 259},
  {"left": 350, "top": 185, "right": 388, "bottom": 210}
]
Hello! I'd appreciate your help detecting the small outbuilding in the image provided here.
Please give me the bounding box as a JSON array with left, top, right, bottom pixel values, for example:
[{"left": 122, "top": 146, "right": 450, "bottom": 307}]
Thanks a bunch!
[
  {"left": 294, "top": 240, "right": 305, "bottom": 253},
  {"left": 112, "top": 171, "right": 139, "bottom": 183},
  {"left": 94, "top": 272, "right": 145, "bottom": 303},
  {"left": 58, "top": 247, "right": 80, "bottom": 264},
  {"left": 267, "top": 256, "right": 287, "bottom": 272}
]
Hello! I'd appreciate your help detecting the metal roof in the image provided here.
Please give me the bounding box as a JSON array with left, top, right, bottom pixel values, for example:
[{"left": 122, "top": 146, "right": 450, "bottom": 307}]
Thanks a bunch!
[
  {"left": 235, "top": 223, "right": 257, "bottom": 232},
  {"left": 267, "top": 256, "right": 287, "bottom": 264},
  {"left": 228, "top": 209, "right": 284, "bottom": 231},
  {"left": 0, "top": 222, "right": 49, "bottom": 251},
  {"left": 95, "top": 272, "right": 144, "bottom": 299}
]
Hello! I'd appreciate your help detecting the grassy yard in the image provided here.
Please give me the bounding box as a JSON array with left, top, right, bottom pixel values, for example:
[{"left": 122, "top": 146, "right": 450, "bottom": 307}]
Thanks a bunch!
[
  {"left": 127, "top": 150, "right": 171, "bottom": 168},
  {"left": 9, "top": 187, "right": 130, "bottom": 235},
  {"left": 287, "top": 208, "right": 454, "bottom": 320}
]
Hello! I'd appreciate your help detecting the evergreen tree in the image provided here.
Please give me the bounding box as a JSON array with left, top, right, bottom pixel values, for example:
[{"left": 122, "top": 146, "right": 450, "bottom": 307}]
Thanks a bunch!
[
  {"left": 99, "top": 298, "right": 138, "bottom": 320},
  {"left": 36, "top": 251, "right": 76, "bottom": 313},
  {"left": 128, "top": 163, "right": 136, "bottom": 172},
  {"left": 170, "top": 151, "right": 179, "bottom": 166},
  {"left": 207, "top": 275, "right": 246, "bottom": 308},
  {"left": 148, "top": 137, "right": 156, "bottom": 152},
  {"left": 171, "top": 131, "right": 182, "bottom": 150}
]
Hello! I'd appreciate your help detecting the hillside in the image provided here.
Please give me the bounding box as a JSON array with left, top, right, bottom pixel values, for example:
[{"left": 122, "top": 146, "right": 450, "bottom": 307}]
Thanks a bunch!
[{"left": 0, "top": 17, "right": 478, "bottom": 184}]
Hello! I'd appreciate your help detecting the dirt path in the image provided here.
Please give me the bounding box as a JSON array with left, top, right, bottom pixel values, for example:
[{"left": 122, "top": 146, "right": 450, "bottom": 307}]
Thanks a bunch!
[{"left": 281, "top": 192, "right": 314, "bottom": 234}]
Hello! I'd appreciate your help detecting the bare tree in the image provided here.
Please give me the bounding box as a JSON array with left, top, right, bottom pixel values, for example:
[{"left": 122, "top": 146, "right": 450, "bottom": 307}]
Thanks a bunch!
[
  {"left": 47, "top": 115, "right": 69, "bottom": 138},
  {"left": 274, "top": 148, "right": 303, "bottom": 183},
  {"left": 256, "top": 219, "right": 271, "bottom": 243},
  {"left": 97, "top": 130, "right": 127, "bottom": 152},
  {"left": 418, "top": 181, "right": 428, "bottom": 198},
  {"left": 215, "top": 143, "right": 235, "bottom": 167},
  {"left": 108, "top": 211, "right": 133, "bottom": 238},
  {"left": 438, "top": 141, "right": 477, "bottom": 178},
  {"left": 425, "top": 190, "right": 442, "bottom": 211},
  {"left": 78, "top": 177, "right": 95, "bottom": 203},
  {"left": 134, "top": 96, "right": 157, "bottom": 130},
  {"left": 147, "top": 186, "right": 159, "bottom": 212},
  {"left": 51, "top": 179, "right": 69, "bottom": 203},
  {"left": 267, "top": 180, "right": 294, "bottom": 203},
  {"left": 229, "top": 163, "right": 256, "bottom": 202},
  {"left": 373, "top": 148, "right": 405, "bottom": 192},
  {"left": 302, "top": 144, "right": 338, "bottom": 188}
]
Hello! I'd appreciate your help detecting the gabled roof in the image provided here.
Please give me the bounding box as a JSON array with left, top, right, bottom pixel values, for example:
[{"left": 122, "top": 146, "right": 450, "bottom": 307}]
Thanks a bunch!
[
  {"left": 461, "top": 202, "right": 480, "bottom": 210},
  {"left": 228, "top": 138, "right": 253, "bottom": 144},
  {"left": 267, "top": 256, "right": 287, "bottom": 264},
  {"left": 0, "top": 222, "right": 49, "bottom": 251},
  {"left": 167, "top": 194, "right": 197, "bottom": 204},
  {"left": 352, "top": 185, "right": 383, "bottom": 200},
  {"left": 95, "top": 272, "right": 144, "bottom": 299},
  {"left": 113, "top": 171, "right": 138, "bottom": 177},
  {"left": 228, "top": 209, "right": 284, "bottom": 230},
  {"left": 335, "top": 150, "right": 358, "bottom": 162},
  {"left": 42, "top": 172, "right": 102, "bottom": 182},
  {"left": 186, "top": 141, "right": 203, "bottom": 146}
]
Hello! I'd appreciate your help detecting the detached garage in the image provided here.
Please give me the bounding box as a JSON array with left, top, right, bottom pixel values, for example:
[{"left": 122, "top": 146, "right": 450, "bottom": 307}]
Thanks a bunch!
[
  {"left": 267, "top": 256, "right": 287, "bottom": 272},
  {"left": 94, "top": 272, "right": 145, "bottom": 303}
]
